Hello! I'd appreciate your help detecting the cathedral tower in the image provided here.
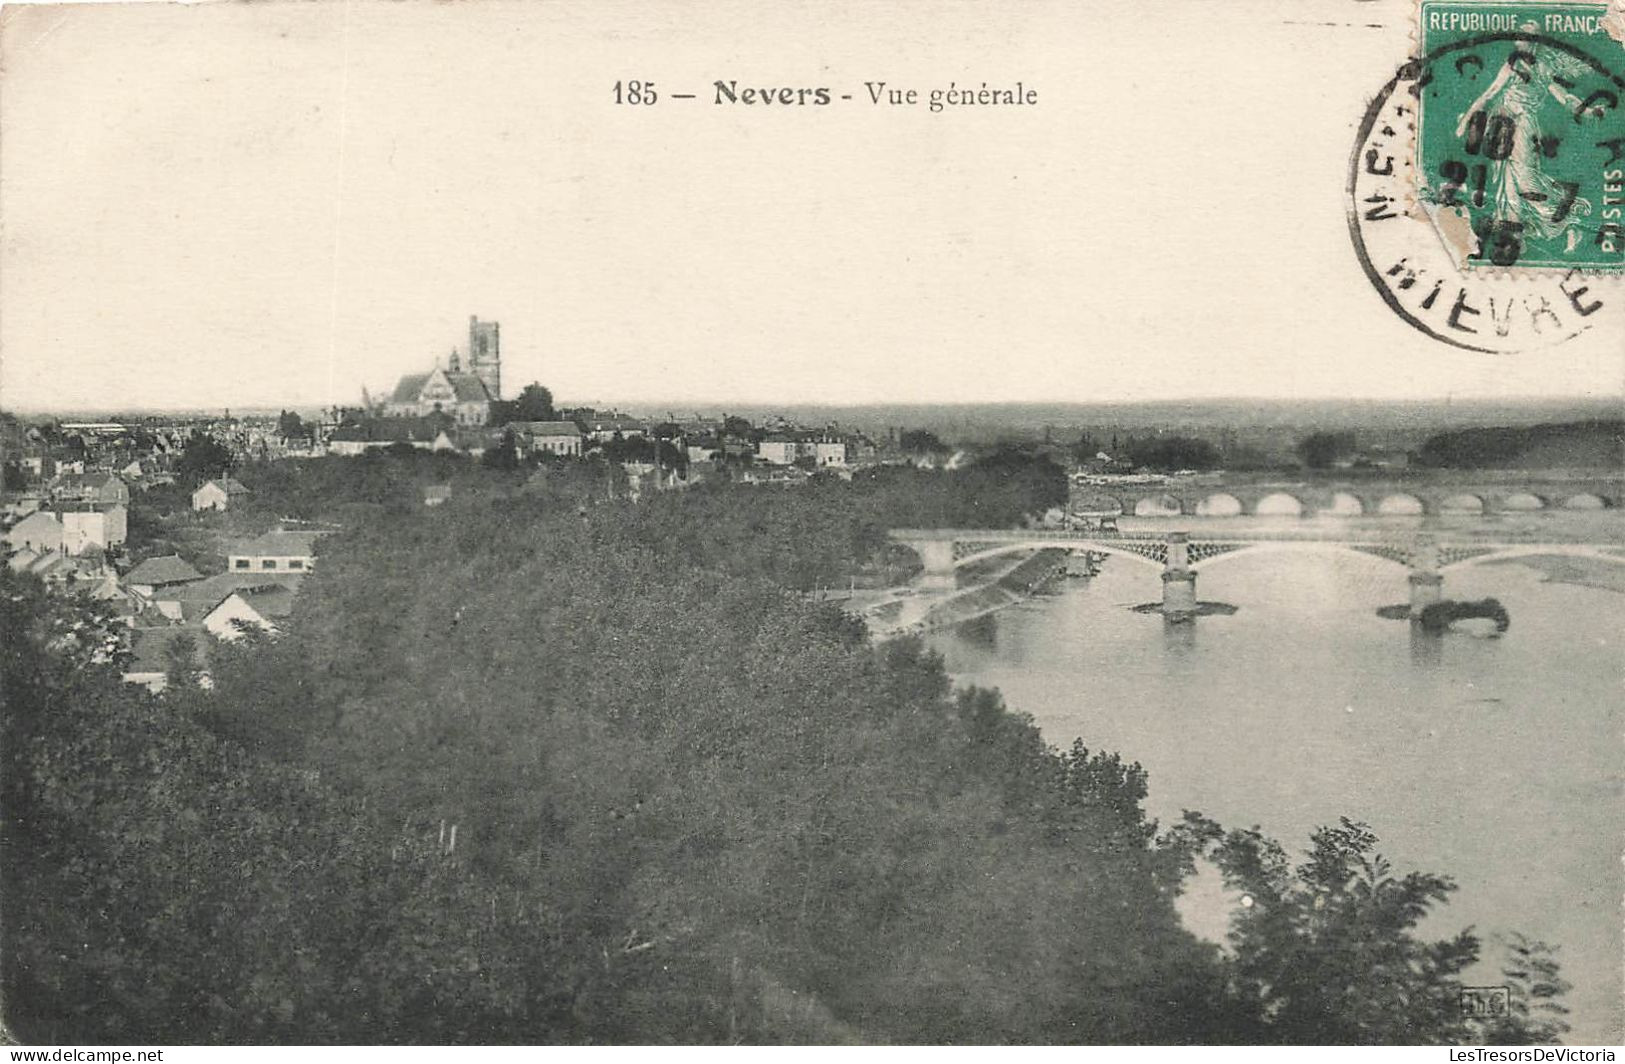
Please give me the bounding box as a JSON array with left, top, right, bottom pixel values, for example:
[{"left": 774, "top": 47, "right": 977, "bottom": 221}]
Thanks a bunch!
[{"left": 468, "top": 315, "right": 501, "bottom": 400}]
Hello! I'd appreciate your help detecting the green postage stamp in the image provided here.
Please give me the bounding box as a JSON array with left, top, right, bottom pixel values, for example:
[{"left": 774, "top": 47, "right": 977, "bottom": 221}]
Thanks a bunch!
[{"left": 1416, "top": 2, "right": 1625, "bottom": 270}]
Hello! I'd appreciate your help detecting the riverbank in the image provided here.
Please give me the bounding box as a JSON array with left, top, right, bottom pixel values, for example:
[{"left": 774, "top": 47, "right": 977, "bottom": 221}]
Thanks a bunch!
[
  {"left": 865, "top": 547, "right": 1070, "bottom": 638},
  {"left": 1480, "top": 553, "right": 1625, "bottom": 594}
]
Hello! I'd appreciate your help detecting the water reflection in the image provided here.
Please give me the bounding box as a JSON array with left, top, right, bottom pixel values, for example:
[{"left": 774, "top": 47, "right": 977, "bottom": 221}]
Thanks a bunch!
[
  {"left": 1163, "top": 616, "right": 1199, "bottom": 655},
  {"left": 956, "top": 612, "right": 999, "bottom": 650},
  {"left": 1408, "top": 621, "right": 1444, "bottom": 669}
]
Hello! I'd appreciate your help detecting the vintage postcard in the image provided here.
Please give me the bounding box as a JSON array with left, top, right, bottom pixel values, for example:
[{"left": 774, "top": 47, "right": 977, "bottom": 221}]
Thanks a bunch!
[{"left": 0, "top": 0, "right": 1621, "bottom": 1050}]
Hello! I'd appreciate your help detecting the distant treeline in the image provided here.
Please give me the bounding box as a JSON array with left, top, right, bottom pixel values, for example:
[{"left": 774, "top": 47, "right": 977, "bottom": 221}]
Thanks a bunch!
[{"left": 1414, "top": 419, "right": 1624, "bottom": 470}]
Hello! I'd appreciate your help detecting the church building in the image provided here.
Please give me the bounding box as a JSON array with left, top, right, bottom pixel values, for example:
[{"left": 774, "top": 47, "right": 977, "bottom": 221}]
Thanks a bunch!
[{"left": 383, "top": 316, "right": 503, "bottom": 426}]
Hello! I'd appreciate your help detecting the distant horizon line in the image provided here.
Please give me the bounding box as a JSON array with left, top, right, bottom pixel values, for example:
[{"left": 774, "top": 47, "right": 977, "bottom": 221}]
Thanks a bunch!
[{"left": 7, "top": 393, "right": 1624, "bottom": 418}]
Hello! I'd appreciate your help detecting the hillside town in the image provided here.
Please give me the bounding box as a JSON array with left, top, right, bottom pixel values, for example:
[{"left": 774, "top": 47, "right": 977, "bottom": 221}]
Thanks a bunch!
[{"left": 0, "top": 316, "right": 952, "bottom": 694}]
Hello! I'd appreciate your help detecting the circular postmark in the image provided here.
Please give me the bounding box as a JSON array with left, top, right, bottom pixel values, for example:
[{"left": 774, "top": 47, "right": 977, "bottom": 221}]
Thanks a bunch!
[{"left": 1349, "top": 27, "right": 1624, "bottom": 353}]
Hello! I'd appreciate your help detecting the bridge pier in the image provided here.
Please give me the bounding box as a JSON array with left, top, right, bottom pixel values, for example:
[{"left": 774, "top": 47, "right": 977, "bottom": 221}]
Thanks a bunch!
[
  {"left": 916, "top": 539, "right": 957, "bottom": 591},
  {"left": 1408, "top": 538, "right": 1442, "bottom": 618},
  {"left": 1408, "top": 570, "right": 1443, "bottom": 617},
  {"left": 1162, "top": 531, "right": 1197, "bottom": 622}
]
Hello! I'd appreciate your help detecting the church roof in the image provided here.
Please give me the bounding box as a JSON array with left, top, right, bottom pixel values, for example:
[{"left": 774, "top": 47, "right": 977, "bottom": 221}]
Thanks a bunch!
[
  {"left": 445, "top": 373, "right": 492, "bottom": 402},
  {"left": 389, "top": 373, "right": 432, "bottom": 403},
  {"left": 389, "top": 370, "right": 491, "bottom": 404}
]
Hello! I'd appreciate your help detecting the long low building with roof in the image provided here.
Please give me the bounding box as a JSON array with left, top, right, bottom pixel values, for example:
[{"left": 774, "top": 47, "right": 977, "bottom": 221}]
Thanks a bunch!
[
  {"left": 504, "top": 420, "right": 583, "bottom": 457},
  {"left": 123, "top": 554, "right": 205, "bottom": 596},
  {"left": 228, "top": 529, "right": 325, "bottom": 575}
]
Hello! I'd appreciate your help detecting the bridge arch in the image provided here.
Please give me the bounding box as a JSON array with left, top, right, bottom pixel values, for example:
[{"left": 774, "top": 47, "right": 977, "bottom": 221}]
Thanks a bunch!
[
  {"left": 1189, "top": 540, "right": 1413, "bottom": 573},
  {"left": 1498, "top": 492, "right": 1547, "bottom": 511},
  {"left": 1195, "top": 492, "right": 1243, "bottom": 517},
  {"left": 1133, "top": 494, "right": 1185, "bottom": 517},
  {"left": 1559, "top": 492, "right": 1612, "bottom": 510},
  {"left": 1254, "top": 492, "right": 1306, "bottom": 517},
  {"left": 1376, "top": 492, "right": 1427, "bottom": 516},
  {"left": 1439, "top": 492, "right": 1485, "bottom": 514},
  {"left": 1327, "top": 491, "right": 1365, "bottom": 515}
]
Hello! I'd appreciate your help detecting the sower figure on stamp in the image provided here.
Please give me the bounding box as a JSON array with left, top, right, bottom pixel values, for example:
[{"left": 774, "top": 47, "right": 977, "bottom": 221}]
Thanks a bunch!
[{"left": 1449, "top": 29, "right": 1602, "bottom": 253}]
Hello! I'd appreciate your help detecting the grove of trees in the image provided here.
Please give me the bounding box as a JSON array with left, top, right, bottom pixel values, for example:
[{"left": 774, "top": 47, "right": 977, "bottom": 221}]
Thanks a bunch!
[
  {"left": 1295, "top": 431, "right": 1352, "bottom": 470},
  {"left": 1414, "top": 420, "right": 1623, "bottom": 470},
  {"left": 490, "top": 383, "right": 557, "bottom": 426},
  {"left": 1125, "top": 436, "right": 1220, "bottom": 473},
  {"left": 175, "top": 431, "right": 236, "bottom": 485}
]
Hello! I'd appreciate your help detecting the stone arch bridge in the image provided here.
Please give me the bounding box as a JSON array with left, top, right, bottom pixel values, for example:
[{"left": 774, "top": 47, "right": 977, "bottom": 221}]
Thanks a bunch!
[
  {"left": 1072, "top": 475, "right": 1621, "bottom": 517},
  {"left": 888, "top": 527, "right": 1625, "bottom": 622}
]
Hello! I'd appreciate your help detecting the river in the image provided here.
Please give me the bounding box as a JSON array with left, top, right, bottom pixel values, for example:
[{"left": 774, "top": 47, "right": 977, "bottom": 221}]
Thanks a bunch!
[{"left": 924, "top": 514, "right": 1625, "bottom": 1045}]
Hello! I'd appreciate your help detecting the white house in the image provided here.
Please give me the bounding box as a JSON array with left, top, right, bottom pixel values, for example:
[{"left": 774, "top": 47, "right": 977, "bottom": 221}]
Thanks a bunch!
[
  {"left": 202, "top": 585, "right": 296, "bottom": 641},
  {"left": 813, "top": 439, "right": 848, "bottom": 467},
  {"left": 756, "top": 437, "right": 799, "bottom": 465},
  {"left": 535, "top": 422, "right": 583, "bottom": 457},
  {"left": 507, "top": 420, "right": 583, "bottom": 458},
  {"left": 61, "top": 506, "right": 126, "bottom": 554},
  {"left": 192, "top": 477, "right": 251, "bottom": 512},
  {"left": 325, "top": 436, "right": 376, "bottom": 457}
]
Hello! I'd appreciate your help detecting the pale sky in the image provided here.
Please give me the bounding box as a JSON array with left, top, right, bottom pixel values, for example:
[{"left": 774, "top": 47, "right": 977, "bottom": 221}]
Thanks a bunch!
[{"left": 1, "top": 0, "right": 1621, "bottom": 412}]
